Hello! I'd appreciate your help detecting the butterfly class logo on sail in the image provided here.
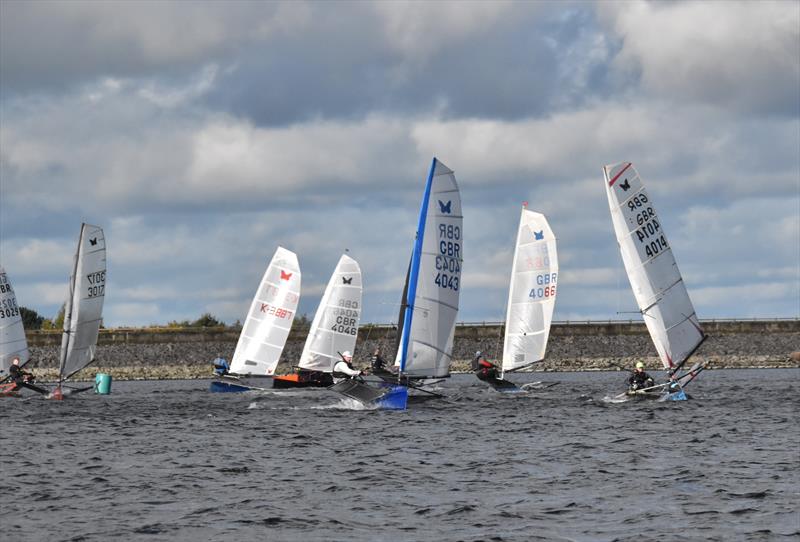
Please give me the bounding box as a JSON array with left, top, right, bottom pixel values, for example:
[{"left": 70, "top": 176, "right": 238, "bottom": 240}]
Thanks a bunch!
[{"left": 257, "top": 268, "right": 297, "bottom": 320}]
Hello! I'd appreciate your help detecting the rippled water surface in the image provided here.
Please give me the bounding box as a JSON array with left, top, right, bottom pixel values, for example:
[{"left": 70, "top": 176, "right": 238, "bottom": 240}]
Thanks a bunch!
[{"left": 1, "top": 369, "right": 798, "bottom": 541}]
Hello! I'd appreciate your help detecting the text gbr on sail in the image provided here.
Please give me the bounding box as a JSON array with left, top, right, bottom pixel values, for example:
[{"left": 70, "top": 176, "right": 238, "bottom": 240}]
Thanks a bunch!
[{"left": 436, "top": 223, "right": 461, "bottom": 292}]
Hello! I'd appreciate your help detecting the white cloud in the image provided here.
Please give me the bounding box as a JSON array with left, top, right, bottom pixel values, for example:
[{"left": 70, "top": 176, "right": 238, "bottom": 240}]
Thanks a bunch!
[
  {"left": 0, "top": 1, "right": 311, "bottom": 89},
  {"left": 598, "top": 0, "right": 800, "bottom": 114},
  {"left": 371, "top": 1, "right": 518, "bottom": 62}
]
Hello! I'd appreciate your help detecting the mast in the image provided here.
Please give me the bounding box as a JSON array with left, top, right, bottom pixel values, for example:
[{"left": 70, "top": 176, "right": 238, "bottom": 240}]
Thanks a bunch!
[
  {"left": 398, "top": 157, "right": 437, "bottom": 375},
  {"left": 393, "top": 258, "right": 411, "bottom": 361},
  {"left": 58, "top": 223, "right": 84, "bottom": 383}
]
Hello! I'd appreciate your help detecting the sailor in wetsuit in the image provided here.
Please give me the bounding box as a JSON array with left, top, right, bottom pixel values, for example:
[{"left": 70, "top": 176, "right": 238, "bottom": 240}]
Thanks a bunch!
[
  {"left": 8, "top": 357, "right": 35, "bottom": 391},
  {"left": 332, "top": 351, "right": 363, "bottom": 383},
  {"left": 473, "top": 351, "right": 500, "bottom": 382},
  {"left": 628, "top": 361, "right": 655, "bottom": 391}
]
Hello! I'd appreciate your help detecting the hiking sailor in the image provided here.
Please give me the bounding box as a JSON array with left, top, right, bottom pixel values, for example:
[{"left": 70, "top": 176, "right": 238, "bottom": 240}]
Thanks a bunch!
[
  {"left": 333, "top": 351, "right": 363, "bottom": 383},
  {"left": 628, "top": 361, "right": 655, "bottom": 391},
  {"left": 8, "top": 357, "right": 35, "bottom": 390},
  {"left": 212, "top": 355, "right": 229, "bottom": 376},
  {"left": 473, "top": 351, "right": 501, "bottom": 383}
]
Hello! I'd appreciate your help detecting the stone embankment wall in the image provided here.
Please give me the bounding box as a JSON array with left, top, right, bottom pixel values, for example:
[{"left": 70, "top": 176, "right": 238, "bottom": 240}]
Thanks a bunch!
[{"left": 25, "top": 320, "right": 799, "bottom": 380}]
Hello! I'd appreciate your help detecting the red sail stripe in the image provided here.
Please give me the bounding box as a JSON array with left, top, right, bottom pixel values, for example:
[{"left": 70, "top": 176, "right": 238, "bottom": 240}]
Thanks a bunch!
[{"left": 608, "top": 162, "right": 632, "bottom": 187}]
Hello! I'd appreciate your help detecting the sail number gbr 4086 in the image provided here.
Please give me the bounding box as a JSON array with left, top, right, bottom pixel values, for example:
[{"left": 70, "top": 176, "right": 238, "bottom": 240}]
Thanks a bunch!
[
  {"left": 625, "top": 193, "right": 669, "bottom": 259},
  {"left": 435, "top": 223, "right": 461, "bottom": 292}
]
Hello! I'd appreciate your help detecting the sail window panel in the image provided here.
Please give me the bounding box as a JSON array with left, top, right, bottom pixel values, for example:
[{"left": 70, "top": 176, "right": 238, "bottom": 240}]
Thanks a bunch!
[
  {"left": 644, "top": 284, "right": 696, "bottom": 331},
  {"left": 301, "top": 329, "right": 355, "bottom": 372},
  {"left": 504, "top": 333, "right": 547, "bottom": 370},
  {"left": 405, "top": 341, "right": 447, "bottom": 377},
  {"left": 506, "top": 302, "right": 547, "bottom": 335},
  {"left": 665, "top": 316, "right": 704, "bottom": 364},
  {"left": 633, "top": 254, "right": 683, "bottom": 308},
  {"left": 239, "top": 343, "right": 283, "bottom": 375}
]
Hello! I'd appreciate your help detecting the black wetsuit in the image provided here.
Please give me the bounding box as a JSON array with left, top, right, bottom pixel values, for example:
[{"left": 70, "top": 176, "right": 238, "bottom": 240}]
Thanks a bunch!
[
  {"left": 9, "top": 364, "right": 33, "bottom": 391},
  {"left": 628, "top": 370, "right": 654, "bottom": 391}
]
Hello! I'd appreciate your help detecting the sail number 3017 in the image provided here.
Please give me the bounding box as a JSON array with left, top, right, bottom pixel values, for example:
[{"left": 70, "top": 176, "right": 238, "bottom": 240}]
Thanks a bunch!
[{"left": 87, "top": 271, "right": 106, "bottom": 298}]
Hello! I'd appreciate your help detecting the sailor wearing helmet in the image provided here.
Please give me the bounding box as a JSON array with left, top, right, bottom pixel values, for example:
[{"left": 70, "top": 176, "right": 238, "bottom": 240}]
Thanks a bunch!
[{"left": 627, "top": 361, "right": 655, "bottom": 391}]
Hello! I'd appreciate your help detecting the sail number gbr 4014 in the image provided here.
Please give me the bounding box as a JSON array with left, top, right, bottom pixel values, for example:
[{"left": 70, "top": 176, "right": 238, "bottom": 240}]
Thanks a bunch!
[
  {"left": 435, "top": 223, "right": 461, "bottom": 292},
  {"left": 625, "top": 193, "right": 670, "bottom": 259}
]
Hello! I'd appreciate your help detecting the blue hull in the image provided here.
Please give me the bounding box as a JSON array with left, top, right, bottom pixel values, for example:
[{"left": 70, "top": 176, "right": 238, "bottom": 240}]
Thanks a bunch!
[
  {"left": 209, "top": 380, "right": 251, "bottom": 393},
  {"left": 375, "top": 386, "right": 408, "bottom": 410},
  {"left": 663, "top": 389, "right": 688, "bottom": 401}
]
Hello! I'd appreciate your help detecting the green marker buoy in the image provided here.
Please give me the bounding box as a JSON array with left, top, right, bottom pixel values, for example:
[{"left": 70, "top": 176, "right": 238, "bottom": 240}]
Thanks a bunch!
[{"left": 95, "top": 373, "right": 112, "bottom": 395}]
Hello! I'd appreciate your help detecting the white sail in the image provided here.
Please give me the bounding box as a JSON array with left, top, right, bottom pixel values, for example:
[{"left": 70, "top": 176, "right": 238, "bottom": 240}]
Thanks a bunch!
[
  {"left": 59, "top": 224, "right": 107, "bottom": 381},
  {"left": 230, "top": 246, "right": 301, "bottom": 376},
  {"left": 0, "top": 266, "right": 30, "bottom": 377},
  {"left": 501, "top": 208, "right": 558, "bottom": 375},
  {"left": 603, "top": 162, "right": 704, "bottom": 370},
  {"left": 298, "top": 254, "right": 362, "bottom": 373},
  {"left": 396, "top": 158, "right": 463, "bottom": 378}
]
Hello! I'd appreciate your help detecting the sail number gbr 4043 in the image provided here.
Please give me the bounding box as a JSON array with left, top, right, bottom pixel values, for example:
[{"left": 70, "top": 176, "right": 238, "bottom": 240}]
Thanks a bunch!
[{"left": 435, "top": 223, "right": 461, "bottom": 292}]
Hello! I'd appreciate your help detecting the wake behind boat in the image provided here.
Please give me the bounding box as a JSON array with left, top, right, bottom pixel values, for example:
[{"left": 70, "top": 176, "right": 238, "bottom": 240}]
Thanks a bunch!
[
  {"left": 603, "top": 162, "right": 708, "bottom": 402},
  {"left": 474, "top": 205, "right": 559, "bottom": 392},
  {"left": 331, "top": 157, "right": 463, "bottom": 410},
  {"left": 211, "top": 247, "right": 301, "bottom": 392}
]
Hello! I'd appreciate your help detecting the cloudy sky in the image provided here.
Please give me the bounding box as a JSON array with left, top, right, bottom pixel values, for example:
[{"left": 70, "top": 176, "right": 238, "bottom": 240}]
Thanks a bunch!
[{"left": 1, "top": 0, "right": 798, "bottom": 328}]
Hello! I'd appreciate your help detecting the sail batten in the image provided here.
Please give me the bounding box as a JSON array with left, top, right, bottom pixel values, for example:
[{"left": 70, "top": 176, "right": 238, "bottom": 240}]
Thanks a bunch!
[
  {"left": 604, "top": 162, "right": 704, "bottom": 371},
  {"left": 297, "top": 254, "right": 362, "bottom": 373},
  {"left": 501, "top": 208, "right": 558, "bottom": 375},
  {"left": 395, "top": 158, "right": 463, "bottom": 378},
  {"left": 230, "top": 247, "right": 301, "bottom": 377}
]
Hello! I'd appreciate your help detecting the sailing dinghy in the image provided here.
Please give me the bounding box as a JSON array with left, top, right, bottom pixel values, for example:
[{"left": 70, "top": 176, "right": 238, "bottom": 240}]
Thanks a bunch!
[
  {"left": 0, "top": 267, "right": 45, "bottom": 396},
  {"left": 210, "top": 247, "right": 301, "bottom": 392},
  {"left": 603, "top": 162, "right": 707, "bottom": 402},
  {"left": 331, "top": 157, "right": 463, "bottom": 409},
  {"left": 476, "top": 205, "right": 559, "bottom": 392},
  {"left": 49, "top": 223, "right": 108, "bottom": 400},
  {"left": 273, "top": 253, "right": 362, "bottom": 389}
]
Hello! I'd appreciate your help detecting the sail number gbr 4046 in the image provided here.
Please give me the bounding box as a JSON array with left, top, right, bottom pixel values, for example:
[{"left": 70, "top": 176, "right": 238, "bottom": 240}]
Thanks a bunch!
[
  {"left": 331, "top": 299, "right": 359, "bottom": 336},
  {"left": 435, "top": 223, "right": 461, "bottom": 292}
]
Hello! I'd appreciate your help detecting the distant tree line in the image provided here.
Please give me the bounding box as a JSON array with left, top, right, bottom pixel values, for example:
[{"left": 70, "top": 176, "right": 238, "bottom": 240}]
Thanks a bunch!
[{"left": 18, "top": 307, "right": 312, "bottom": 330}]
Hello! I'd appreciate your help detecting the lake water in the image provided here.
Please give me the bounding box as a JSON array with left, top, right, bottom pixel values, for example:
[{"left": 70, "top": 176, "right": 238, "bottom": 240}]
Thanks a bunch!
[{"left": 1, "top": 369, "right": 798, "bottom": 541}]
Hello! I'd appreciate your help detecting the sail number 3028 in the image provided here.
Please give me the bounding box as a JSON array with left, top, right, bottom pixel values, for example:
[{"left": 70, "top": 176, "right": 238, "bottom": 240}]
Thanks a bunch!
[{"left": 87, "top": 271, "right": 106, "bottom": 298}]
